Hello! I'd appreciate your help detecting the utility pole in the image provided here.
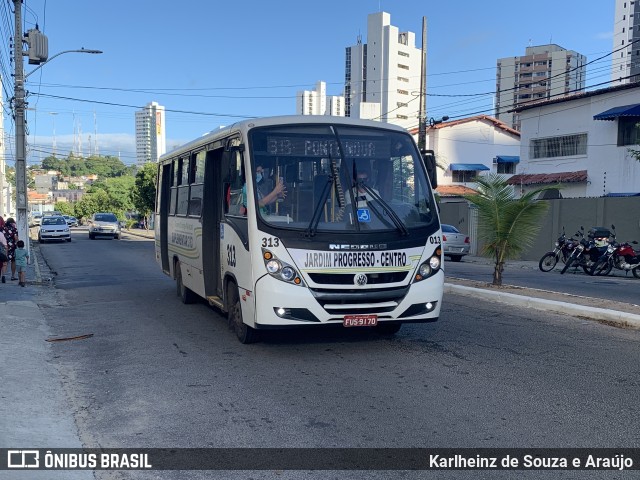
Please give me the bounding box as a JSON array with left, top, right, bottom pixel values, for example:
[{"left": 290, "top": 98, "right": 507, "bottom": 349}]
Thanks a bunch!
[
  {"left": 13, "top": 0, "right": 28, "bottom": 248},
  {"left": 417, "top": 16, "right": 427, "bottom": 152}
]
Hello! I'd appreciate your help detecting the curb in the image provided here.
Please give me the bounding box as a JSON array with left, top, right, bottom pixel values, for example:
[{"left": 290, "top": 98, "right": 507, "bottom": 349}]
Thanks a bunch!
[{"left": 445, "top": 283, "right": 640, "bottom": 329}]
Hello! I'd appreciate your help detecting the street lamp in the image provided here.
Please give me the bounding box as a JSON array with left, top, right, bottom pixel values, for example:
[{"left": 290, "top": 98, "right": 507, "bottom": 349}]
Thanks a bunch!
[{"left": 13, "top": 1, "right": 102, "bottom": 255}]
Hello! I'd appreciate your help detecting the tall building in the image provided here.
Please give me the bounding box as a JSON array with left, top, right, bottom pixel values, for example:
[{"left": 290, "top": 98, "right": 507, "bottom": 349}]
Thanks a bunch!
[
  {"left": 345, "top": 12, "right": 422, "bottom": 130},
  {"left": 612, "top": 0, "right": 640, "bottom": 85},
  {"left": 496, "top": 44, "right": 586, "bottom": 130},
  {"left": 135, "top": 101, "right": 166, "bottom": 165},
  {"left": 296, "top": 81, "right": 345, "bottom": 116}
]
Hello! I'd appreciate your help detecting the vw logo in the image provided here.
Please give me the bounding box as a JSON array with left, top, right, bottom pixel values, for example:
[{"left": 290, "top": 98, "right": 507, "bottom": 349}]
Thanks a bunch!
[{"left": 354, "top": 273, "right": 368, "bottom": 286}]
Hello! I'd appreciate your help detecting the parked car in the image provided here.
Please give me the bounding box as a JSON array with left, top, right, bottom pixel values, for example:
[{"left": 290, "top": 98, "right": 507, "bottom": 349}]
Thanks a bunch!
[
  {"left": 441, "top": 223, "right": 470, "bottom": 262},
  {"left": 63, "top": 215, "right": 79, "bottom": 227},
  {"left": 38, "top": 215, "right": 71, "bottom": 243},
  {"left": 28, "top": 212, "right": 43, "bottom": 227},
  {"left": 88, "top": 212, "right": 121, "bottom": 239}
]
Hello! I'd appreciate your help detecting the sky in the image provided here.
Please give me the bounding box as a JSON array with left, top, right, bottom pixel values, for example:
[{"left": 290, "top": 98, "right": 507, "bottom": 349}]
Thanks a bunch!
[{"left": 0, "top": 0, "right": 616, "bottom": 166}]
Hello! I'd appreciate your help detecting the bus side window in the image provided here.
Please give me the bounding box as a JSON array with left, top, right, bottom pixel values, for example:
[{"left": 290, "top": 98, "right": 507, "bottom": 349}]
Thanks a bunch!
[{"left": 224, "top": 149, "right": 246, "bottom": 216}]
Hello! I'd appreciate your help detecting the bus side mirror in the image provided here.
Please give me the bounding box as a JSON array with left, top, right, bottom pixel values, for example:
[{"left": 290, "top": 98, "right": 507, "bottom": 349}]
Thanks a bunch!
[{"left": 421, "top": 149, "right": 437, "bottom": 189}]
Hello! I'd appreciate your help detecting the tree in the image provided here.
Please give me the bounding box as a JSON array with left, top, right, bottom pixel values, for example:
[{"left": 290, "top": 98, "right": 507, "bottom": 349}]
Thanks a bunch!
[
  {"left": 464, "top": 174, "right": 555, "bottom": 286},
  {"left": 132, "top": 162, "right": 158, "bottom": 227},
  {"left": 54, "top": 202, "right": 75, "bottom": 216}
]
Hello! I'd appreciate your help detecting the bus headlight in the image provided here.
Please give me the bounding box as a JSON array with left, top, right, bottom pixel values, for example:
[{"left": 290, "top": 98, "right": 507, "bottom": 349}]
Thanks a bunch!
[
  {"left": 262, "top": 249, "right": 306, "bottom": 286},
  {"left": 413, "top": 249, "right": 441, "bottom": 283},
  {"left": 266, "top": 259, "right": 281, "bottom": 274},
  {"left": 281, "top": 266, "right": 295, "bottom": 281}
]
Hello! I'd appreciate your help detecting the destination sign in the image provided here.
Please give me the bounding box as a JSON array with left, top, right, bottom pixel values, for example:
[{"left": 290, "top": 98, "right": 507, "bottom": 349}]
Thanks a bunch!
[
  {"left": 266, "top": 136, "right": 389, "bottom": 158},
  {"left": 288, "top": 247, "right": 423, "bottom": 272}
]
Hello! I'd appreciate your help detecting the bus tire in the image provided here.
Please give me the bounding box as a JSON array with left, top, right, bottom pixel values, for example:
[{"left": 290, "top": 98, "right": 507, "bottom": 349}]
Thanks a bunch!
[
  {"left": 227, "top": 283, "right": 258, "bottom": 344},
  {"left": 175, "top": 261, "right": 196, "bottom": 304}
]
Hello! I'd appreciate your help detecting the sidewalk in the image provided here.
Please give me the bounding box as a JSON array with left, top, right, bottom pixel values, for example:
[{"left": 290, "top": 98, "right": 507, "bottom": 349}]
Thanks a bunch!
[{"left": 0, "top": 241, "right": 93, "bottom": 478}]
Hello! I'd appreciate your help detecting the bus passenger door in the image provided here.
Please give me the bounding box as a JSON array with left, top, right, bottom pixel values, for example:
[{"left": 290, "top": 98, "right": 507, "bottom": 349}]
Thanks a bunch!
[
  {"left": 159, "top": 163, "right": 172, "bottom": 273},
  {"left": 202, "top": 147, "right": 224, "bottom": 299}
]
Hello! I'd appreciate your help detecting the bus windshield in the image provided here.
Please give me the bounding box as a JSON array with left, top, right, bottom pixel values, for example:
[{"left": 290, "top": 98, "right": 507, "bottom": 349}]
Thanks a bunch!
[{"left": 248, "top": 124, "right": 437, "bottom": 233}]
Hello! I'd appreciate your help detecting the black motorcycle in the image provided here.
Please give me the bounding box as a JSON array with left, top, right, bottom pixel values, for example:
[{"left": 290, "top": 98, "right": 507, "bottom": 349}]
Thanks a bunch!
[
  {"left": 538, "top": 228, "right": 572, "bottom": 272},
  {"left": 560, "top": 226, "right": 608, "bottom": 275}
]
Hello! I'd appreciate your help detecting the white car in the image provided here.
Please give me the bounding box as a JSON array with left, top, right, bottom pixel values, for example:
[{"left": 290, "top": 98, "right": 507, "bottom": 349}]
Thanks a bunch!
[
  {"left": 88, "top": 212, "right": 121, "bottom": 239},
  {"left": 63, "top": 215, "right": 79, "bottom": 227},
  {"left": 38, "top": 216, "right": 71, "bottom": 243},
  {"left": 441, "top": 224, "right": 470, "bottom": 262}
]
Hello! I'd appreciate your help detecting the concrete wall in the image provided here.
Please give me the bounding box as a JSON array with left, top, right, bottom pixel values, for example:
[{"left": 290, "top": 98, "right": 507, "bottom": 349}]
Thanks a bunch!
[{"left": 440, "top": 197, "right": 640, "bottom": 261}]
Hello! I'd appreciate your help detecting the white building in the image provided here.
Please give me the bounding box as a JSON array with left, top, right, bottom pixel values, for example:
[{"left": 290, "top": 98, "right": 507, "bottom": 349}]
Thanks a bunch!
[
  {"left": 612, "top": 0, "right": 640, "bottom": 85},
  {"left": 296, "top": 81, "right": 345, "bottom": 116},
  {"left": 416, "top": 116, "right": 520, "bottom": 192},
  {"left": 345, "top": 12, "right": 422, "bottom": 130},
  {"left": 135, "top": 101, "right": 166, "bottom": 165},
  {"left": 510, "top": 82, "right": 640, "bottom": 198},
  {"left": 496, "top": 44, "right": 587, "bottom": 130}
]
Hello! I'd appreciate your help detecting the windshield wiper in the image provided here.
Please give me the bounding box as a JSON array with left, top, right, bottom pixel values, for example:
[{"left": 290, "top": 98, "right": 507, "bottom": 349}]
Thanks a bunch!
[
  {"left": 359, "top": 183, "right": 409, "bottom": 236},
  {"left": 304, "top": 174, "right": 334, "bottom": 238}
]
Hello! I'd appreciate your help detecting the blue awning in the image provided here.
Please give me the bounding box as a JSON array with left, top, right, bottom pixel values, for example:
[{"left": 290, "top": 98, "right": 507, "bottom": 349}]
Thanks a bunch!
[
  {"left": 495, "top": 155, "right": 520, "bottom": 163},
  {"left": 605, "top": 192, "right": 640, "bottom": 197},
  {"left": 593, "top": 103, "right": 640, "bottom": 121},
  {"left": 449, "top": 163, "right": 490, "bottom": 171}
]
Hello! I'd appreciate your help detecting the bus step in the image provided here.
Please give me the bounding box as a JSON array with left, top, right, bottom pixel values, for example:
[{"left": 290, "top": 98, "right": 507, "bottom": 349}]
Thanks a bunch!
[{"left": 207, "top": 296, "right": 224, "bottom": 309}]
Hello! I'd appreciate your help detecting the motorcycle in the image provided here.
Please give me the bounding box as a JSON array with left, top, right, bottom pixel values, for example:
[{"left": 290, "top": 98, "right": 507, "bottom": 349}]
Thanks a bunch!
[
  {"left": 560, "top": 226, "right": 609, "bottom": 275},
  {"left": 538, "top": 228, "right": 573, "bottom": 272},
  {"left": 590, "top": 225, "right": 640, "bottom": 278}
]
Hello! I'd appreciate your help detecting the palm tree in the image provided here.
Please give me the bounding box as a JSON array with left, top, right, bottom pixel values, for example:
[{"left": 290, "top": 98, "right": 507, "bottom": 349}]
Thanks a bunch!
[{"left": 464, "top": 174, "right": 556, "bottom": 286}]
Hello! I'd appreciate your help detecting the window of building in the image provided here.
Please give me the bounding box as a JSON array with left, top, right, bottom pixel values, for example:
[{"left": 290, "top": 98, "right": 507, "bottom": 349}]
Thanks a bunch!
[
  {"left": 397, "top": 76, "right": 409, "bottom": 82},
  {"left": 397, "top": 64, "right": 409, "bottom": 70},
  {"left": 530, "top": 133, "right": 588, "bottom": 159},
  {"left": 397, "top": 89, "right": 409, "bottom": 95},
  {"left": 396, "top": 102, "right": 408, "bottom": 108},
  {"left": 398, "top": 51, "right": 409, "bottom": 57},
  {"left": 617, "top": 117, "right": 640, "bottom": 146},
  {"left": 396, "top": 114, "right": 408, "bottom": 120},
  {"left": 497, "top": 163, "right": 515, "bottom": 174},
  {"left": 452, "top": 171, "right": 478, "bottom": 183}
]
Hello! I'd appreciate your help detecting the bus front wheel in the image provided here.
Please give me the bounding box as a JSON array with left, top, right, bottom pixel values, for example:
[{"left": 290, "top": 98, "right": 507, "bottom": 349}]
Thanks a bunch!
[
  {"left": 175, "top": 261, "right": 196, "bottom": 304},
  {"left": 227, "top": 283, "right": 258, "bottom": 344}
]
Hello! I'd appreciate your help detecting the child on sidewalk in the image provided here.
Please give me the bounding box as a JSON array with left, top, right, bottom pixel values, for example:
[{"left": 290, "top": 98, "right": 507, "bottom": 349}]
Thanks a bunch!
[{"left": 15, "top": 240, "right": 29, "bottom": 287}]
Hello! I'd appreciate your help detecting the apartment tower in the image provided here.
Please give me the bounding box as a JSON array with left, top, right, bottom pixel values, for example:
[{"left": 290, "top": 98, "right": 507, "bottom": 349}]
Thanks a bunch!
[
  {"left": 296, "top": 81, "right": 345, "bottom": 116},
  {"left": 496, "top": 44, "right": 586, "bottom": 130},
  {"left": 135, "top": 101, "right": 166, "bottom": 165},
  {"left": 612, "top": 0, "right": 640, "bottom": 84},
  {"left": 345, "top": 12, "right": 422, "bottom": 130}
]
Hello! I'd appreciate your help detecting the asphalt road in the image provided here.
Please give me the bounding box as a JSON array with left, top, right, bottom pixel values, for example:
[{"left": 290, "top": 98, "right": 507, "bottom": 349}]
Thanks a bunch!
[
  {"left": 33, "top": 230, "right": 640, "bottom": 479},
  {"left": 443, "top": 257, "right": 639, "bottom": 305}
]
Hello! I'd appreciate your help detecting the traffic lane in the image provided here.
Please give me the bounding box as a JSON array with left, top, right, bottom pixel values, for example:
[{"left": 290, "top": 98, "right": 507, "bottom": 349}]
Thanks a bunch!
[
  {"left": 37, "top": 234, "right": 640, "bottom": 456},
  {"left": 443, "top": 259, "right": 639, "bottom": 305}
]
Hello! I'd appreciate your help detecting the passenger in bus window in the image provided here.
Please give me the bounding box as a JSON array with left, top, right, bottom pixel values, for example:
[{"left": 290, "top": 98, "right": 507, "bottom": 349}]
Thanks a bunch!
[
  {"left": 349, "top": 165, "right": 379, "bottom": 208},
  {"left": 242, "top": 165, "right": 287, "bottom": 215}
]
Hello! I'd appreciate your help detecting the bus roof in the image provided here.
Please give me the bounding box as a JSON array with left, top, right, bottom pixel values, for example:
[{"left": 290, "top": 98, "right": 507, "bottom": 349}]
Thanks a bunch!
[{"left": 159, "top": 115, "right": 412, "bottom": 162}]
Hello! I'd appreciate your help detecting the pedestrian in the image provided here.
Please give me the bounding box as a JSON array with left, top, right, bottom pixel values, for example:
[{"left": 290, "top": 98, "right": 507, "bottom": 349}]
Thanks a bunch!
[
  {"left": 0, "top": 217, "right": 7, "bottom": 283},
  {"left": 15, "top": 240, "right": 29, "bottom": 287},
  {"left": 2, "top": 217, "right": 19, "bottom": 281}
]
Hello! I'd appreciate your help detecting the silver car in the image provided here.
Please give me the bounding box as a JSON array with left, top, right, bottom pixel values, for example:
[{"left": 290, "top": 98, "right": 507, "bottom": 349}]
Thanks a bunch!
[
  {"left": 441, "top": 223, "right": 470, "bottom": 261},
  {"left": 38, "top": 216, "right": 71, "bottom": 243},
  {"left": 88, "top": 212, "right": 121, "bottom": 240}
]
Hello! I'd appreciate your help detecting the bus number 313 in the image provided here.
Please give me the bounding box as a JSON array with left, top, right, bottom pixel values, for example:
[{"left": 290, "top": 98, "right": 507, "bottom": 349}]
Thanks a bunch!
[{"left": 227, "top": 244, "right": 236, "bottom": 267}]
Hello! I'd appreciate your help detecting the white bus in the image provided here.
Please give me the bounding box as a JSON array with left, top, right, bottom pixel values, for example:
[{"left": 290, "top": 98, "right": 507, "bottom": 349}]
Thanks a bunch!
[{"left": 155, "top": 116, "right": 443, "bottom": 343}]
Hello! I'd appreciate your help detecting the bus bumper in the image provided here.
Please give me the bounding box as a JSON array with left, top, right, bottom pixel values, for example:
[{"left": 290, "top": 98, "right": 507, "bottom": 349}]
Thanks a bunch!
[{"left": 252, "top": 272, "right": 443, "bottom": 328}]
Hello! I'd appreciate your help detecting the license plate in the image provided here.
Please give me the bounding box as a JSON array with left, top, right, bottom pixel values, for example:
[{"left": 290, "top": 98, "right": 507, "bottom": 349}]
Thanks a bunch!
[{"left": 343, "top": 315, "right": 378, "bottom": 327}]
